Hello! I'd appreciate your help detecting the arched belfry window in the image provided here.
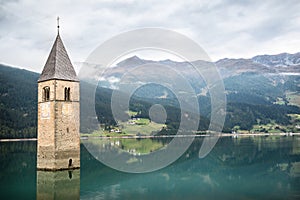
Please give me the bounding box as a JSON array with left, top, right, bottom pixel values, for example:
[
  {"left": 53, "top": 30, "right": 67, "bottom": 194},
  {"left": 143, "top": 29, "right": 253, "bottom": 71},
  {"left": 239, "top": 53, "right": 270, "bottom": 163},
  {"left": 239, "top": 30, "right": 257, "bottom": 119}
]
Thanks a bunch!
[
  {"left": 64, "top": 87, "right": 70, "bottom": 101},
  {"left": 43, "top": 87, "right": 50, "bottom": 102}
]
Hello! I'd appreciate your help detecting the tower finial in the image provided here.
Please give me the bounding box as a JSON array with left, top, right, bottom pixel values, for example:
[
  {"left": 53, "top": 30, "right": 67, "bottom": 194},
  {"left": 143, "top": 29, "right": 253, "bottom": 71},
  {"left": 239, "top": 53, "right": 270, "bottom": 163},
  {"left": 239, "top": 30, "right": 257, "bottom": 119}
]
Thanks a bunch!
[{"left": 57, "top": 16, "right": 60, "bottom": 34}]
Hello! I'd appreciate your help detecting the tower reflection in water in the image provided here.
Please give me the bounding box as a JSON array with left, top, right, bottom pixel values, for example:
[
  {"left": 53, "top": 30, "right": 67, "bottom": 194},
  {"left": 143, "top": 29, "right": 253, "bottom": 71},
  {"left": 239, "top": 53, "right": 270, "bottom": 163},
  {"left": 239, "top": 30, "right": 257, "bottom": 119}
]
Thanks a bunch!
[{"left": 36, "top": 170, "right": 80, "bottom": 200}]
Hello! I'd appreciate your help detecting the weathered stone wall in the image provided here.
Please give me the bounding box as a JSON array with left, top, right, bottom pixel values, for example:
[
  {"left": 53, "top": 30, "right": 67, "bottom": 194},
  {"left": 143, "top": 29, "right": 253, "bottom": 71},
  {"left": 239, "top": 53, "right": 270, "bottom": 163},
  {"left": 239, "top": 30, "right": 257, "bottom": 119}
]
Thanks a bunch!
[
  {"left": 37, "top": 80, "right": 56, "bottom": 169},
  {"left": 37, "top": 79, "right": 80, "bottom": 170},
  {"left": 54, "top": 80, "right": 80, "bottom": 169}
]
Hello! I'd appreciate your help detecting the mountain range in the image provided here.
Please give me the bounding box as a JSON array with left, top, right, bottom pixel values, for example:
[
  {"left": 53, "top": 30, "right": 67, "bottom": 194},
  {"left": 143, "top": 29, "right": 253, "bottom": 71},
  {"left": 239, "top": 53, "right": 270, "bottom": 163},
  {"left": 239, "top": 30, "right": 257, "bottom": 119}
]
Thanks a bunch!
[
  {"left": 0, "top": 52, "right": 300, "bottom": 138},
  {"left": 97, "top": 52, "right": 300, "bottom": 89}
]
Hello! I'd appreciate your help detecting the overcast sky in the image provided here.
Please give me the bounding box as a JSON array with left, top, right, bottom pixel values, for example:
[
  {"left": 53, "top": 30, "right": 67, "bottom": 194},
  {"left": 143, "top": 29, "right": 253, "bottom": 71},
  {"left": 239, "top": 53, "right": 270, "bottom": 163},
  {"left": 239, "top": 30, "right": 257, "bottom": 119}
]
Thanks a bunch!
[{"left": 1, "top": 0, "right": 300, "bottom": 72}]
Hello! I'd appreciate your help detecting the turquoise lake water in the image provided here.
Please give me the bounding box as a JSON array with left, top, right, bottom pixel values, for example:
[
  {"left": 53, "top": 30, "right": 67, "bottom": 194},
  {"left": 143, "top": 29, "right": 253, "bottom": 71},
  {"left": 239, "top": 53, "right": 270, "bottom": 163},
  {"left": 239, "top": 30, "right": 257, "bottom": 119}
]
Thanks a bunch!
[{"left": 1, "top": 136, "right": 300, "bottom": 199}]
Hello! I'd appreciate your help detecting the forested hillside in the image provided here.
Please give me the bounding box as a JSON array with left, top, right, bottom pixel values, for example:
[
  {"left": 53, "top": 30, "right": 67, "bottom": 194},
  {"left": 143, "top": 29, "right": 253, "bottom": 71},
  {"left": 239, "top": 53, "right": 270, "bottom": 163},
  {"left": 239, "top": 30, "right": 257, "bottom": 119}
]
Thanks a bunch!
[
  {"left": 0, "top": 64, "right": 38, "bottom": 138},
  {"left": 0, "top": 62, "right": 300, "bottom": 138}
]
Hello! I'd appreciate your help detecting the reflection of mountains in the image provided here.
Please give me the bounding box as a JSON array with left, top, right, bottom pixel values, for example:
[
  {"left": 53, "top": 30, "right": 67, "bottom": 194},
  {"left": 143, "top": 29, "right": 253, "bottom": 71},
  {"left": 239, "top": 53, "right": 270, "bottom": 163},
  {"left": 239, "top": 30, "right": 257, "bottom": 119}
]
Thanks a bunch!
[
  {"left": 1, "top": 137, "right": 300, "bottom": 199},
  {"left": 81, "top": 137, "right": 300, "bottom": 199},
  {"left": 82, "top": 138, "right": 170, "bottom": 155}
]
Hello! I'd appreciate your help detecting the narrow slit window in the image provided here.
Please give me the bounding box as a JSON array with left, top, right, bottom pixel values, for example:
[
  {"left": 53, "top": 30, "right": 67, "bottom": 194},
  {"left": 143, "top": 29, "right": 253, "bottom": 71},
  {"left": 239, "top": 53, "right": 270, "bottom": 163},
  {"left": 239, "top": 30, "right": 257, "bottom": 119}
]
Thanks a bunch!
[
  {"left": 64, "top": 87, "right": 71, "bottom": 101},
  {"left": 43, "top": 87, "right": 50, "bottom": 102},
  {"left": 68, "top": 88, "right": 70, "bottom": 100}
]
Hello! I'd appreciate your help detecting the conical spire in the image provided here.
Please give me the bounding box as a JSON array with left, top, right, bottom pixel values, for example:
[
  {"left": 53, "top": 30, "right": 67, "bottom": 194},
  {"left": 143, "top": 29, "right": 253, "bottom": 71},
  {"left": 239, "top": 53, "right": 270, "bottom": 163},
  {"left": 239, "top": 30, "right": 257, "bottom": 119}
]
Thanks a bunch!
[{"left": 38, "top": 32, "right": 79, "bottom": 82}]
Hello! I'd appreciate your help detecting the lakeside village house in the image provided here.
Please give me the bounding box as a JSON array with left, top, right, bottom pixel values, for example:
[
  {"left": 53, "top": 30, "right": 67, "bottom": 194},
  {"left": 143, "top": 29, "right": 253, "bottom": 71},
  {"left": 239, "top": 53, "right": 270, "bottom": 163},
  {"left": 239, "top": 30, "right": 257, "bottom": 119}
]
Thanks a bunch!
[{"left": 37, "top": 21, "right": 80, "bottom": 171}]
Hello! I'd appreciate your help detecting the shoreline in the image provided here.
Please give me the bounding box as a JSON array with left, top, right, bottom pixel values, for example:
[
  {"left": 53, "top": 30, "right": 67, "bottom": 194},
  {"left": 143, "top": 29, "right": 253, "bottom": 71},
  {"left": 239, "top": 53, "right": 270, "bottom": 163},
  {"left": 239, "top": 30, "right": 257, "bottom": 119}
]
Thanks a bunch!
[
  {"left": 0, "top": 138, "right": 37, "bottom": 142},
  {"left": 1, "top": 132, "right": 300, "bottom": 142},
  {"left": 80, "top": 132, "right": 300, "bottom": 139}
]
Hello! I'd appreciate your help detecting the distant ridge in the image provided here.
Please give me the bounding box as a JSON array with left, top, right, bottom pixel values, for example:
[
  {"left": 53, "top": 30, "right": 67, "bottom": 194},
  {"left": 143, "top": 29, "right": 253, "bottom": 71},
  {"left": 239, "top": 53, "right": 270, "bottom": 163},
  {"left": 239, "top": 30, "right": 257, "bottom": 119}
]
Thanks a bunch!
[{"left": 1, "top": 51, "right": 300, "bottom": 138}]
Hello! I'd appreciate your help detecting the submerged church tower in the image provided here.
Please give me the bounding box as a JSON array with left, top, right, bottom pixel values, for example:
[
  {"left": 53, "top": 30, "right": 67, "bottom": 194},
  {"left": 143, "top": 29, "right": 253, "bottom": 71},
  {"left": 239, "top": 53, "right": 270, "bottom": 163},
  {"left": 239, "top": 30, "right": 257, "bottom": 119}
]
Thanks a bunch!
[{"left": 37, "top": 22, "right": 80, "bottom": 170}]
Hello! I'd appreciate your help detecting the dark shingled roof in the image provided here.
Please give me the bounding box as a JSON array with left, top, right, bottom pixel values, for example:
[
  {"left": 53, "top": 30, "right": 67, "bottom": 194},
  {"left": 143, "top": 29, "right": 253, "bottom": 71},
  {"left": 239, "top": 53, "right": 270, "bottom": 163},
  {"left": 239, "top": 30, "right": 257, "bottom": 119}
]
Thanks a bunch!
[{"left": 38, "top": 33, "right": 79, "bottom": 82}]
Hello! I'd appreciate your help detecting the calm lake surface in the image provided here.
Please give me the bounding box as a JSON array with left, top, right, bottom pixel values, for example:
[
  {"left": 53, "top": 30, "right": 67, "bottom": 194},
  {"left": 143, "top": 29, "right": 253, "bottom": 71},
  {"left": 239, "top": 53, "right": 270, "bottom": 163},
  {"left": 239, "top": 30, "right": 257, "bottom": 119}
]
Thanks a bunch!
[{"left": 1, "top": 136, "right": 300, "bottom": 200}]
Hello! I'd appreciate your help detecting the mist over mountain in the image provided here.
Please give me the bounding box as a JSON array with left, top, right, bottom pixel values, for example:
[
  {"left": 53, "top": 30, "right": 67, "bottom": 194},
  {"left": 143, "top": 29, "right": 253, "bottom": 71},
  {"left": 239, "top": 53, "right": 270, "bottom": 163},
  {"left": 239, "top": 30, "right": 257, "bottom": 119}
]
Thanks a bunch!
[
  {"left": 96, "top": 52, "right": 300, "bottom": 99},
  {"left": 106, "top": 52, "right": 300, "bottom": 78},
  {"left": 90, "top": 52, "right": 300, "bottom": 132},
  {"left": 252, "top": 52, "right": 300, "bottom": 67},
  {"left": 217, "top": 52, "right": 300, "bottom": 77}
]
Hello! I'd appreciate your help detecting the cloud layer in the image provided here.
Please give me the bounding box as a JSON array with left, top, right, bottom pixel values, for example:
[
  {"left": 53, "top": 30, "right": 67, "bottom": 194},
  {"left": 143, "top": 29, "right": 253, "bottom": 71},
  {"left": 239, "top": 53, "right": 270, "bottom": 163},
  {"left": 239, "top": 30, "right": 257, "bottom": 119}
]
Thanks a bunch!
[{"left": 0, "top": 0, "right": 299, "bottom": 72}]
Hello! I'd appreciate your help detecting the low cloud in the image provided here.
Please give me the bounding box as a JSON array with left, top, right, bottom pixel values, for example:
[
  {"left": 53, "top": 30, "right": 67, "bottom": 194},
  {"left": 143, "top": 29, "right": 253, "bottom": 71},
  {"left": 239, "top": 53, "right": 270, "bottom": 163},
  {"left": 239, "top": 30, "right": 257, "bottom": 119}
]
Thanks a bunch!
[{"left": 0, "top": 0, "right": 299, "bottom": 72}]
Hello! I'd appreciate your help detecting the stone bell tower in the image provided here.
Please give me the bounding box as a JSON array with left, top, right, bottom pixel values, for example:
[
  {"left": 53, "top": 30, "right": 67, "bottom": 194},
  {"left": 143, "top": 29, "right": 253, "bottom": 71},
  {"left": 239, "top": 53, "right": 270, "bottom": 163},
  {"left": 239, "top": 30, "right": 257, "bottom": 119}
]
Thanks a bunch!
[{"left": 37, "top": 22, "right": 80, "bottom": 170}]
